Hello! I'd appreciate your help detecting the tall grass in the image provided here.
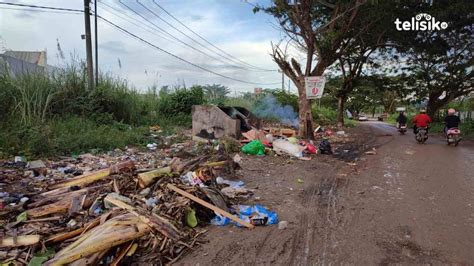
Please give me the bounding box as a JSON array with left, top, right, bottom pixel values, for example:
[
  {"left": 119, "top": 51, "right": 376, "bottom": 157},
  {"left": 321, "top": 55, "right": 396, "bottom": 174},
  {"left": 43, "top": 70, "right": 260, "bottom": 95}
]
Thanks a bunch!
[{"left": 0, "top": 62, "right": 205, "bottom": 157}]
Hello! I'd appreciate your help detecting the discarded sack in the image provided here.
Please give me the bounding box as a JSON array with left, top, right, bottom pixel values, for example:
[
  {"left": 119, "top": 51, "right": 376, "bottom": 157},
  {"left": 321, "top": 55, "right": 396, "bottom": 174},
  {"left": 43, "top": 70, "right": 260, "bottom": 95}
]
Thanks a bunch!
[
  {"left": 241, "top": 140, "right": 266, "bottom": 156},
  {"left": 272, "top": 139, "right": 304, "bottom": 158}
]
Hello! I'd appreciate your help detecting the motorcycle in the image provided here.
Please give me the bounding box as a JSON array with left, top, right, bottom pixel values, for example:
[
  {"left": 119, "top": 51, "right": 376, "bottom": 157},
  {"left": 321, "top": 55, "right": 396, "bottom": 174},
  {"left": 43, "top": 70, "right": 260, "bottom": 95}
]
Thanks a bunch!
[
  {"left": 415, "top": 127, "right": 428, "bottom": 144},
  {"left": 397, "top": 123, "right": 407, "bottom": 135},
  {"left": 446, "top": 127, "right": 462, "bottom": 146}
]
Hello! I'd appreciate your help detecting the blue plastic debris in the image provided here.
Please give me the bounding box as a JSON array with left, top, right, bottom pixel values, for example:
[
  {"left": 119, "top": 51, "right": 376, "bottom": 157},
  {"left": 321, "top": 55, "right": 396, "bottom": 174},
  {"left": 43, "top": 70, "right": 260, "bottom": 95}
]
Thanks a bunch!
[{"left": 211, "top": 204, "right": 278, "bottom": 227}]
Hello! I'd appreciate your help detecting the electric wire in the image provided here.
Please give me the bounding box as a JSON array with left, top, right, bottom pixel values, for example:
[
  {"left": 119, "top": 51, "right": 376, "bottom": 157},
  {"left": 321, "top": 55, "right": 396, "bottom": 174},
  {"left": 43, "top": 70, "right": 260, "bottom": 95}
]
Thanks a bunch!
[
  {"left": 0, "top": 1, "right": 280, "bottom": 85},
  {"left": 138, "top": 0, "right": 274, "bottom": 72},
  {"left": 98, "top": 15, "right": 280, "bottom": 85},
  {"left": 151, "top": 0, "right": 277, "bottom": 71},
  {"left": 119, "top": 0, "right": 249, "bottom": 70}
]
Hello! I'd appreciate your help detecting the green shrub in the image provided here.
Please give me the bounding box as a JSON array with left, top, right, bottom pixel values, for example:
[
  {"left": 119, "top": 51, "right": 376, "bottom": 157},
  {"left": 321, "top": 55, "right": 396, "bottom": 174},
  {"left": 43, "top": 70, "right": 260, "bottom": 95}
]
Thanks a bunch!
[
  {"left": 224, "top": 97, "right": 256, "bottom": 110},
  {"left": 312, "top": 105, "right": 337, "bottom": 125},
  {"left": 157, "top": 86, "right": 205, "bottom": 116}
]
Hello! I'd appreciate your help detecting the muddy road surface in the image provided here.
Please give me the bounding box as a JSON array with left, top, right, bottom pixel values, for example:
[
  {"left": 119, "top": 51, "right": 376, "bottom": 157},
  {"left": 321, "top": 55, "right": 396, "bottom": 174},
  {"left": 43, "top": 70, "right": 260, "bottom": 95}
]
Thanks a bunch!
[{"left": 178, "top": 122, "right": 474, "bottom": 265}]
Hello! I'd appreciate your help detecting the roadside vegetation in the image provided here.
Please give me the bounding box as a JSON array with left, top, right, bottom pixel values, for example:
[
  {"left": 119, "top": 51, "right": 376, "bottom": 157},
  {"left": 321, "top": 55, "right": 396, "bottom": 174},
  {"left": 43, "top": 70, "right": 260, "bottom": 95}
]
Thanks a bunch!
[{"left": 0, "top": 64, "right": 206, "bottom": 157}]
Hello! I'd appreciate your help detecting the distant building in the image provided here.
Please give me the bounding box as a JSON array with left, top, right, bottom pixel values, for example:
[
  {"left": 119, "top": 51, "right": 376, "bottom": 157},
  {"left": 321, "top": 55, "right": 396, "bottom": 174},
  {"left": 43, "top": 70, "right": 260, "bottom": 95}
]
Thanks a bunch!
[
  {"left": 254, "top": 87, "right": 263, "bottom": 95},
  {"left": 3, "top": 50, "right": 47, "bottom": 66},
  {"left": 0, "top": 50, "right": 50, "bottom": 77}
]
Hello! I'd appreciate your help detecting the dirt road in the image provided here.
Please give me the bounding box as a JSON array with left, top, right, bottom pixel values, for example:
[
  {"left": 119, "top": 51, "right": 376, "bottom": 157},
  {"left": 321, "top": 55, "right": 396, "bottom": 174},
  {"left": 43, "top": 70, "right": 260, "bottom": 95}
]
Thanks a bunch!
[{"left": 179, "top": 122, "right": 474, "bottom": 265}]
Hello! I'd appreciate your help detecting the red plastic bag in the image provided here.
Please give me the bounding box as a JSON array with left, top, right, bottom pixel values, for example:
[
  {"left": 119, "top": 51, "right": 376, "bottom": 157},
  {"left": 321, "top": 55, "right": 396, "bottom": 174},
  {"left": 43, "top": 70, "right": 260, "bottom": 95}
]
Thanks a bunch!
[{"left": 306, "top": 143, "right": 317, "bottom": 154}]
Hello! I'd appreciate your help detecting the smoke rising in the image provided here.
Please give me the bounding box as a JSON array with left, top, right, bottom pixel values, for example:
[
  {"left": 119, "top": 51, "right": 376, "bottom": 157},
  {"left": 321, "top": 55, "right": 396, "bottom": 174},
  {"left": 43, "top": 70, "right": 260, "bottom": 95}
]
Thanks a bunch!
[{"left": 253, "top": 95, "right": 299, "bottom": 128}]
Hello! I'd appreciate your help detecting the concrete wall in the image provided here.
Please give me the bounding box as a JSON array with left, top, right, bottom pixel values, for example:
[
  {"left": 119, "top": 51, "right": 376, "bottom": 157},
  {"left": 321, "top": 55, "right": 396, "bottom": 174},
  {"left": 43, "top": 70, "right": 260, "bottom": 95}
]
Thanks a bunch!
[{"left": 192, "top": 105, "right": 241, "bottom": 139}]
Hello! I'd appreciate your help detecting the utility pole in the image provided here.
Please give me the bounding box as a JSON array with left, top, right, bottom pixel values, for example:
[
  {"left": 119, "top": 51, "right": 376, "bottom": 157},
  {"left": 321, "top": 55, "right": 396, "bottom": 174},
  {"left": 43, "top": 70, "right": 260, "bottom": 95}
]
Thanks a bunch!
[
  {"left": 281, "top": 71, "right": 285, "bottom": 91},
  {"left": 94, "top": 0, "right": 98, "bottom": 86},
  {"left": 84, "top": 0, "right": 94, "bottom": 90}
]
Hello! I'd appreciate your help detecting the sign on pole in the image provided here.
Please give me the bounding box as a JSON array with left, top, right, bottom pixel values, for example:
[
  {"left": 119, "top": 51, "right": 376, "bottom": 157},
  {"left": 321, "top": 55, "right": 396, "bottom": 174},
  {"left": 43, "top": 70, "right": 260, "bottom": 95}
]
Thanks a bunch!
[{"left": 305, "top": 76, "right": 326, "bottom": 99}]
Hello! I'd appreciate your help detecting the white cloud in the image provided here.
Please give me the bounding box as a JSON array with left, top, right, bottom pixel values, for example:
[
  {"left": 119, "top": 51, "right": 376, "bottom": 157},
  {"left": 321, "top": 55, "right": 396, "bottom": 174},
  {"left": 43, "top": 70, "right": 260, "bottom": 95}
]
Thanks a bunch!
[{"left": 0, "top": 0, "right": 289, "bottom": 92}]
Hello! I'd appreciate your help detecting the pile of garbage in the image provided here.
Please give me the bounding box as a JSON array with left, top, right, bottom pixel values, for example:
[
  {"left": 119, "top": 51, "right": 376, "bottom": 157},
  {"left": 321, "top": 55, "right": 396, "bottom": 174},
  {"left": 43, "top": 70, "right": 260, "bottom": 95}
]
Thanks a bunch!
[
  {"left": 0, "top": 138, "right": 275, "bottom": 265},
  {"left": 240, "top": 127, "right": 336, "bottom": 159}
]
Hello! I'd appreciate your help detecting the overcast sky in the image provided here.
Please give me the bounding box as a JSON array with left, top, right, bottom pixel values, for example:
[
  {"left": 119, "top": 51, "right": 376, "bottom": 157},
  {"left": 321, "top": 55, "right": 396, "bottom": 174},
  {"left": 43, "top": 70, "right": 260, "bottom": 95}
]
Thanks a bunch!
[{"left": 0, "top": 0, "right": 295, "bottom": 93}]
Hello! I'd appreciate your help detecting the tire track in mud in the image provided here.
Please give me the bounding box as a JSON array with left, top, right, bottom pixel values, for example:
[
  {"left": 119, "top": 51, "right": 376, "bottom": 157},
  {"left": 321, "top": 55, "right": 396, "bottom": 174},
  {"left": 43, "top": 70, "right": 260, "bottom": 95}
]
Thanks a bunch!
[
  {"left": 287, "top": 174, "right": 341, "bottom": 265},
  {"left": 287, "top": 123, "right": 392, "bottom": 265}
]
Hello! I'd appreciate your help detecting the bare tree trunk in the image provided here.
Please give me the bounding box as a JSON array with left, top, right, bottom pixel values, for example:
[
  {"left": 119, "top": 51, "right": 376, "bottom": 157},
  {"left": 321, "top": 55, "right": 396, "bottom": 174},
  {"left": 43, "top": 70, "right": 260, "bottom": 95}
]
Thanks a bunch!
[
  {"left": 296, "top": 83, "right": 314, "bottom": 140},
  {"left": 427, "top": 92, "right": 449, "bottom": 121},
  {"left": 337, "top": 95, "right": 345, "bottom": 128}
]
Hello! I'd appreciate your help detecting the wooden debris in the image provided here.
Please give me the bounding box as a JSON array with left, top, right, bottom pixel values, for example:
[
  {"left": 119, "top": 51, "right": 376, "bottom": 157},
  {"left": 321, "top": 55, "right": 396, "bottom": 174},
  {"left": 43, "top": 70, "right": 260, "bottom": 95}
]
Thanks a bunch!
[
  {"left": 110, "top": 241, "right": 134, "bottom": 266},
  {"left": 27, "top": 190, "right": 90, "bottom": 218},
  {"left": 104, "top": 195, "right": 181, "bottom": 240},
  {"left": 167, "top": 184, "right": 254, "bottom": 229},
  {"left": 0, "top": 235, "right": 40, "bottom": 247},
  {"left": 137, "top": 166, "right": 171, "bottom": 188},
  {"left": 45, "top": 213, "right": 155, "bottom": 265},
  {"left": 46, "top": 218, "right": 100, "bottom": 244},
  {"left": 51, "top": 160, "right": 135, "bottom": 189}
]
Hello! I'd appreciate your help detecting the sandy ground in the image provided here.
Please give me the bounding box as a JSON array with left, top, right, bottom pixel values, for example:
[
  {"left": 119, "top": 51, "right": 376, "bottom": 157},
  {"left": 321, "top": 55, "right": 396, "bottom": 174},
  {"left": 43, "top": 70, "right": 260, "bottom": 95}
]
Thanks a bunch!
[{"left": 178, "top": 122, "right": 474, "bottom": 265}]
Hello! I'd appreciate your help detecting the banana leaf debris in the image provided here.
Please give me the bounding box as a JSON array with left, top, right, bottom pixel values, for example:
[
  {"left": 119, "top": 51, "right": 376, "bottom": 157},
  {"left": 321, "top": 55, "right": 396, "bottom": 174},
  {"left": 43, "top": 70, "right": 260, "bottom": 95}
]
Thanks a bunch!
[{"left": 0, "top": 137, "right": 255, "bottom": 265}]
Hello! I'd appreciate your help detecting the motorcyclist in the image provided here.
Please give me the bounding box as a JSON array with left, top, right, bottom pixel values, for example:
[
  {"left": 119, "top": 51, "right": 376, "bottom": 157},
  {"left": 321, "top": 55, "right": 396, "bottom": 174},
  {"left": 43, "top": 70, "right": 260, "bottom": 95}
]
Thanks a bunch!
[
  {"left": 444, "top": 108, "right": 460, "bottom": 134},
  {"left": 396, "top": 111, "right": 407, "bottom": 128},
  {"left": 412, "top": 109, "right": 432, "bottom": 134}
]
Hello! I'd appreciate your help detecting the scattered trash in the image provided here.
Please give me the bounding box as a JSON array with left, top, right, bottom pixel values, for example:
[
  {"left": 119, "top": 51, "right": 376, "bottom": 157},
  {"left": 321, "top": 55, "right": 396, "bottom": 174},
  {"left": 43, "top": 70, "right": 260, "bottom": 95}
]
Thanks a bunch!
[
  {"left": 216, "top": 176, "right": 244, "bottom": 188},
  {"left": 336, "top": 130, "right": 346, "bottom": 135},
  {"left": 67, "top": 219, "right": 77, "bottom": 227},
  {"left": 273, "top": 139, "right": 304, "bottom": 158},
  {"left": 144, "top": 197, "right": 158, "bottom": 207},
  {"left": 139, "top": 187, "right": 151, "bottom": 196},
  {"left": 236, "top": 204, "right": 278, "bottom": 226},
  {"left": 365, "top": 148, "right": 377, "bottom": 155},
  {"left": 233, "top": 153, "right": 242, "bottom": 163},
  {"left": 16, "top": 211, "right": 27, "bottom": 222},
  {"left": 221, "top": 187, "right": 252, "bottom": 199},
  {"left": 241, "top": 140, "right": 266, "bottom": 156},
  {"left": 186, "top": 209, "right": 198, "bottom": 228},
  {"left": 278, "top": 221, "right": 288, "bottom": 230},
  {"left": 318, "top": 139, "right": 333, "bottom": 155},
  {"left": 288, "top": 137, "right": 298, "bottom": 144},
  {"left": 306, "top": 143, "right": 317, "bottom": 154},
  {"left": 210, "top": 214, "right": 231, "bottom": 226},
  {"left": 146, "top": 143, "right": 158, "bottom": 151},
  {"left": 265, "top": 134, "right": 274, "bottom": 143},
  {"left": 297, "top": 178, "right": 304, "bottom": 184}
]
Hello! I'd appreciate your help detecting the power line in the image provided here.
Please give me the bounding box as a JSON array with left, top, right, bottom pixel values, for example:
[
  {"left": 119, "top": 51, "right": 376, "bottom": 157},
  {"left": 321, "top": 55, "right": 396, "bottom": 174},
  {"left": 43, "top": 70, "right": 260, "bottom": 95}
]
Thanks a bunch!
[
  {"left": 98, "top": 2, "right": 176, "bottom": 44},
  {"left": 152, "top": 0, "right": 277, "bottom": 72},
  {"left": 98, "top": 15, "right": 280, "bottom": 85},
  {"left": 0, "top": 6, "right": 83, "bottom": 15},
  {"left": 0, "top": 1, "right": 280, "bottom": 85},
  {"left": 118, "top": 0, "right": 249, "bottom": 70},
  {"left": 137, "top": 0, "right": 273, "bottom": 72},
  {"left": 0, "top": 2, "right": 83, "bottom": 12}
]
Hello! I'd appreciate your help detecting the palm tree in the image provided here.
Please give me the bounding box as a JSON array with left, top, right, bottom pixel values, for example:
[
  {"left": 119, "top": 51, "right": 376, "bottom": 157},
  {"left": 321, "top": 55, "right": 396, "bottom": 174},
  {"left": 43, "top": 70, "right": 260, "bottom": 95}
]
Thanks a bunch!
[{"left": 203, "top": 84, "right": 230, "bottom": 100}]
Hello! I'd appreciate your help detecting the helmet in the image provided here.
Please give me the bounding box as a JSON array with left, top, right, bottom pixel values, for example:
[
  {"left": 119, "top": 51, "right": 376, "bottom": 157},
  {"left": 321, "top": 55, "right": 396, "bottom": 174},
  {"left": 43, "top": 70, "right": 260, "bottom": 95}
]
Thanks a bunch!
[
  {"left": 448, "top": 108, "right": 456, "bottom": 115},
  {"left": 420, "top": 108, "right": 426, "bottom": 113}
]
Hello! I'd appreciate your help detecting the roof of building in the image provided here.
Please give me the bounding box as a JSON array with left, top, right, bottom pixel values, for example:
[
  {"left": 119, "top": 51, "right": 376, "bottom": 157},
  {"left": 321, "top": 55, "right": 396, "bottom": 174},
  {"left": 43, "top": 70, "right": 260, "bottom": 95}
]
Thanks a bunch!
[
  {"left": 3, "top": 50, "right": 45, "bottom": 65},
  {"left": 0, "top": 54, "right": 44, "bottom": 77}
]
